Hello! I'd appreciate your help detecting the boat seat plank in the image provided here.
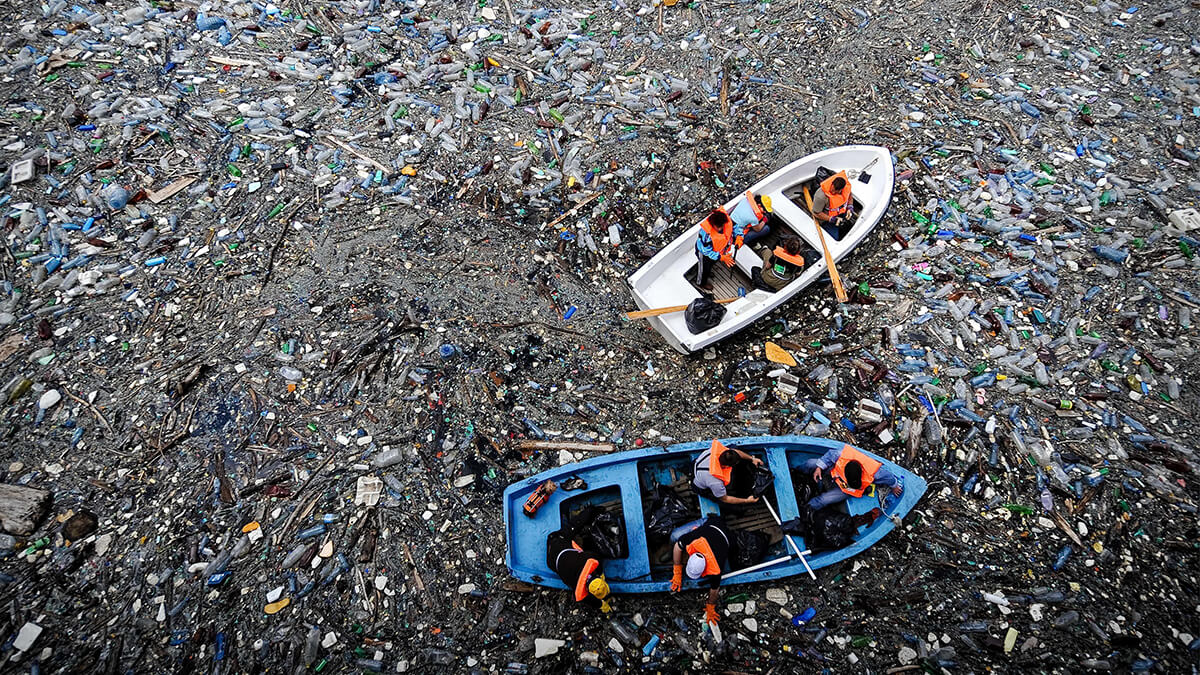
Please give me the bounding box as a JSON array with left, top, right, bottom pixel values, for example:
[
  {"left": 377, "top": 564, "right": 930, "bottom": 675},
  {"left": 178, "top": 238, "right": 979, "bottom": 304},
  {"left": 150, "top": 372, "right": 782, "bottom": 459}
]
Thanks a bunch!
[{"left": 611, "top": 467, "right": 651, "bottom": 581}]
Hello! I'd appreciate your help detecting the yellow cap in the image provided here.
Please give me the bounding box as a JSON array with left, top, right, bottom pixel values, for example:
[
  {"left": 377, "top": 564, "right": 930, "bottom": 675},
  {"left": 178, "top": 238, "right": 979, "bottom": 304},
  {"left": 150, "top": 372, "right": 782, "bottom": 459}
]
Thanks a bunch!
[
  {"left": 588, "top": 575, "right": 610, "bottom": 600},
  {"left": 760, "top": 194, "right": 773, "bottom": 213}
]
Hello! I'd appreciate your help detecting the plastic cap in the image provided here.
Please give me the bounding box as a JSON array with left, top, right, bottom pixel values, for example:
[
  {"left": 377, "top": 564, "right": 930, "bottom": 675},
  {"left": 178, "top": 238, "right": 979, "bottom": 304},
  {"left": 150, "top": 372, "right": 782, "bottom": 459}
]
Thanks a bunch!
[{"left": 686, "top": 553, "right": 706, "bottom": 579}]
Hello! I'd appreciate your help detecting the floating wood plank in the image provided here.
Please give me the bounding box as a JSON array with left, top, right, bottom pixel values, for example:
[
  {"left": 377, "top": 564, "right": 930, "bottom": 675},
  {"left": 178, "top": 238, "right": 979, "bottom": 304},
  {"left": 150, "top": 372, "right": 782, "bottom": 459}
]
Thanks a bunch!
[
  {"left": 209, "top": 55, "right": 259, "bottom": 67},
  {"left": 545, "top": 192, "right": 602, "bottom": 229},
  {"left": 148, "top": 176, "right": 197, "bottom": 204},
  {"left": 324, "top": 136, "right": 390, "bottom": 173},
  {"left": 516, "top": 440, "right": 615, "bottom": 454},
  {"left": 0, "top": 484, "right": 52, "bottom": 536}
]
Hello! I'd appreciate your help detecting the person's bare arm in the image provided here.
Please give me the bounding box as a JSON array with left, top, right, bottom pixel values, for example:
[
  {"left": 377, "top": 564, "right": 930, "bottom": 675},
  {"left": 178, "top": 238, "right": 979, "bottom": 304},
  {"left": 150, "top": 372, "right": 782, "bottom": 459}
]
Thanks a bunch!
[
  {"left": 719, "top": 494, "right": 759, "bottom": 505},
  {"left": 707, "top": 587, "right": 719, "bottom": 605},
  {"left": 672, "top": 542, "right": 684, "bottom": 566},
  {"left": 811, "top": 190, "right": 830, "bottom": 220},
  {"left": 733, "top": 449, "right": 764, "bottom": 467}
]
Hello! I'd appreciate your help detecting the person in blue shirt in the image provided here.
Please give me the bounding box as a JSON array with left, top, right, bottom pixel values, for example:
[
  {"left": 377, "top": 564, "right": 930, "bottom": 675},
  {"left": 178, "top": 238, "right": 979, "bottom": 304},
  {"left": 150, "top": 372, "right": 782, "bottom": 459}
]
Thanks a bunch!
[
  {"left": 800, "top": 445, "right": 904, "bottom": 512},
  {"left": 694, "top": 208, "right": 737, "bottom": 291},
  {"left": 695, "top": 192, "right": 773, "bottom": 290},
  {"left": 729, "top": 192, "right": 774, "bottom": 248}
]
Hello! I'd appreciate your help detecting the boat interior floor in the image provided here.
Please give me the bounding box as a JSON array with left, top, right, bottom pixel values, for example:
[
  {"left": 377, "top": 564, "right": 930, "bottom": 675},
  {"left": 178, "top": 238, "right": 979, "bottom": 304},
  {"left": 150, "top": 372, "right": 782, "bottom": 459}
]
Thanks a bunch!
[{"left": 685, "top": 257, "right": 753, "bottom": 298}]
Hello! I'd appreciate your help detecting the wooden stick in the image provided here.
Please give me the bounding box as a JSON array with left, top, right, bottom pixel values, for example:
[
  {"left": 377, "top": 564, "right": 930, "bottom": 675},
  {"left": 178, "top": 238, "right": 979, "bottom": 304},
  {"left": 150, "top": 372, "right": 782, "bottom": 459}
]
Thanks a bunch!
[
  {"left": 802, "top": 186, "right": 849, "bottom": 303},
  {"left": 517, "top": 440, "right": 615, "bottom": 454},
  {"left": 323, "top": 135, "right": 389, "bottom": 173},
  {"left": 546, "top": 192, "right": 603, "bottom": 229},
  {"left": 625, "top": 296, "right": 738, "bottom": 320},
  {"left": 59, "top": 386, "right": 114, "bottom": 436},
  {"left": 763, "top": 498, "right": 817, "bottom": 581}
]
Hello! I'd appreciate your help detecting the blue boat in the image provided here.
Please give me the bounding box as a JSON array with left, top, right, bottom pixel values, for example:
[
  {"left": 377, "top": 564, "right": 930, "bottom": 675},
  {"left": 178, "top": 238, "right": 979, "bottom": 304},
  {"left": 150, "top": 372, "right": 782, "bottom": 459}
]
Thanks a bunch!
[{"left": 503, "top": 435, "right": 927, "bottom": 593}]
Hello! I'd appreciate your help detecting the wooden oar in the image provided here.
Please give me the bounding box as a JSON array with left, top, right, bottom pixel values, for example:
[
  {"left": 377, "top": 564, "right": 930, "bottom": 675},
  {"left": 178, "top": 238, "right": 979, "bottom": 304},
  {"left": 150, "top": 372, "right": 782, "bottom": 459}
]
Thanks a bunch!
[
  {"left": 625, "top": 296, "right": 739, "bottom": 320},
  {"left": 803, "top": 186, "right": 849, "bottom": 303}
]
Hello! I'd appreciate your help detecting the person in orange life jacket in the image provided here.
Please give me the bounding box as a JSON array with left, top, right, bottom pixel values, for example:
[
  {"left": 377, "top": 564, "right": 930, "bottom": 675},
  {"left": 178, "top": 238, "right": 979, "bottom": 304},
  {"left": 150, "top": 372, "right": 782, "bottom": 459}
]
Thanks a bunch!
[
  {"left": 694, "top": 208, "right": 737, "bottom": 291},
  {"left": 811, "top": 172, "right": 854, "bottom": 225},
  {"left": 545, "top": 527, "right": 612, "bottom": 613},
  {"left": 691, "top": 439, "right": 763, "bottom": 505},
  {"left": 751, "top": 236, "right": 805, "bottom": 293},
  {"left": 731, "top": 192, "right": 775, "bottom": 248},
  {"left": 669, "top": 517, "right": 734, "bottom": 624},
  {"left": 800, "top": 445, "right": 902, "bottom": 512}
]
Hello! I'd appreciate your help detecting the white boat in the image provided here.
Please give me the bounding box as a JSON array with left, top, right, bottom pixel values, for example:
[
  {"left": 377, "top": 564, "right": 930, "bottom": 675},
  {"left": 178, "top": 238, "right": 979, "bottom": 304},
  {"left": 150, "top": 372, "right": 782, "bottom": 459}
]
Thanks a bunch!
[{"left": 628, "top": 145, "right": 895, "bottom": 354}]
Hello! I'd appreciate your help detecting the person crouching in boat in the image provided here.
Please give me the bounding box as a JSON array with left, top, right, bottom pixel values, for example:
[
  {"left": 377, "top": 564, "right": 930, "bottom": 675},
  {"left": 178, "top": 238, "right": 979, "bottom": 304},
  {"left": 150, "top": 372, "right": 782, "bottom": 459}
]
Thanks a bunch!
[
  {"left": 801, "top": 445, "right": 903, "bottom": 512},
  {"left": 811, "top": 172, "right": 854, "bottom": 226},
  {"left": 691, "top": 439, "right": 764, "bottom": 506},
  {"left": 731, "top": 191, "right": 774, "bottom": 249},
  {"left": 751, "top": 235, "right": 806, "bottom": 292},
  {"left": 546, "top": 527, "right": 612, "bottom": 613},
  {"left": 670, "top": 516, "right": 734, "bottom": 624}
]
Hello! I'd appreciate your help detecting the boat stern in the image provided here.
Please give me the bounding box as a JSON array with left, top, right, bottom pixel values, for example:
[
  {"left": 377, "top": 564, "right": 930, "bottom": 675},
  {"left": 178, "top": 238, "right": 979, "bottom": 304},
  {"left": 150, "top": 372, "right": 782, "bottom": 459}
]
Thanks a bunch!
[{"left": 628, "top": 283, "right": 689, "bottom": 354}]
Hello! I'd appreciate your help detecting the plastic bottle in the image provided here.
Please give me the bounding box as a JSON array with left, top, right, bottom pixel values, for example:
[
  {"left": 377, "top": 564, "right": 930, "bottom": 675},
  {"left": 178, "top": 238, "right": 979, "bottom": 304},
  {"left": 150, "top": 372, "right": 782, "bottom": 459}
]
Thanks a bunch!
[
  {"left": 1052, "top": 545, "right": 1072, "bottom": 571},
  {"left": 1093, "top": 245, "right": 1128, "bottom": 264},
  {"left": 103, "top": 185, "right": 130, "bottom": 210},
  {"left": 371, "top": 447, "right": 404, "bottom": 468},
  {"left": 297, "top": 524, "right": 326, "bottom": 540}
]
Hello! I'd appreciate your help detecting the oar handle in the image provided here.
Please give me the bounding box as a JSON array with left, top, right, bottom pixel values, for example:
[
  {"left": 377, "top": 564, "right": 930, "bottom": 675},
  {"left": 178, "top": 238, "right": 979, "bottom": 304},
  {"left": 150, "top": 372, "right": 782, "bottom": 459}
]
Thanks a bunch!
[{"left": 763, "top": 498, "right": 817, "bottom": 581}]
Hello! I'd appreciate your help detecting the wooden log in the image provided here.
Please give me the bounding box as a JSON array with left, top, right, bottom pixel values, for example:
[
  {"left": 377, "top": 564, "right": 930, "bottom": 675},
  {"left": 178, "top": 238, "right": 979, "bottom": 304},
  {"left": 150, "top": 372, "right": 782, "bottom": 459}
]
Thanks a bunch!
[
  {"left": 0, "top": 484, "right": 51, "bottom": 536},
  {"left": 516, "top": 440, "right": 615, "bottom": 454}
]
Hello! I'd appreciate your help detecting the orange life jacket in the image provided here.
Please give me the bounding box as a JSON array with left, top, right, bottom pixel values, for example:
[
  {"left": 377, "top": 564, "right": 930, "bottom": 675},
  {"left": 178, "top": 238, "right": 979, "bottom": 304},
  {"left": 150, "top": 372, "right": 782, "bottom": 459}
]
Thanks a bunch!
[
  {"left": 572, "top": 549, "right": 601, "bottom": 602},
  {"left": 830, "top": 445, "right": 882, "bottom": 498},
  {"left": 707, "top": 440, "right": 733, "bottom": 485},
  {"left": 684, "top": 536, "right": 722, "bottom": 577},
  {"left": 699, "top": 208, "right": 733, "bottom": 255},
  {"left": 819, "top": 171, "right": 852, "bottom": 218},
  {"left": 771, "top": 246, "right": 806, "bottom": 268},
  {"left": 743, "top": 190, "right": 767, "bottom": 225}
]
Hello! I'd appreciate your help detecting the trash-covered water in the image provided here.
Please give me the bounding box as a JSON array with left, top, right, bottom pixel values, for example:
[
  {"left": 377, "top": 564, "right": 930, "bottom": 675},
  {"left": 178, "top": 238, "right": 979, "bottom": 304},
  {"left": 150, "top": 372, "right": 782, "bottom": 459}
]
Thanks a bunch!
[{"left": 0, "top": 0, "right": 1197, "bottom": 670}]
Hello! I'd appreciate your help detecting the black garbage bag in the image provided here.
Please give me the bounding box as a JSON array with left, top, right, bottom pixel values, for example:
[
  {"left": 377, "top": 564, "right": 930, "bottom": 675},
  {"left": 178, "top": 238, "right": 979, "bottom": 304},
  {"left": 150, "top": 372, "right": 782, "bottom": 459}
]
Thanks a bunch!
[
  {"left": 685, "top": 297, "right": 726, "bottom": 334},
  {"left": 731, "top": 529, "right": 769, "bottom": 569},
  {"left": 568, "top": 504, "right": 602, "bottom": 533},
  {"left": 646, "top": 488, "right": 693, "bottom": 541},
  {"left": 750, "top": 466, "right": 775, "bottom": 497},
  {"left": 790, "top": 468, "right": 819, "bottom": 507},
  {"left": 808, "top": 507, "right": 882, "bottom": 552},
  {"left": 586, "top": 512, "right": 625, "bottom": 559},
  {"left": 809, "top": 510, "right": 856, "bottom": 551},
  {"left": 568, "top": 506, "right": 626, "bottom": 559}
]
